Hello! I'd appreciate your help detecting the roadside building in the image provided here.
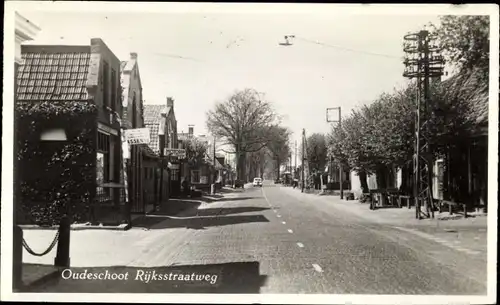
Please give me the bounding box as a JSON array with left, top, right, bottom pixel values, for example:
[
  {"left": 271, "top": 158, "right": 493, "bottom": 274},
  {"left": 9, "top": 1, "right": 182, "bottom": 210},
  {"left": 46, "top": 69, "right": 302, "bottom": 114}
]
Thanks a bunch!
[
  {"left": 143, "top": 97, "right": 181, "bottom": 201},
  {"left": 16, "top": 38, "right": 126, "bottom": 225},
  {"left": 120, "top": 52, "right": 158, "bottom": 215}
]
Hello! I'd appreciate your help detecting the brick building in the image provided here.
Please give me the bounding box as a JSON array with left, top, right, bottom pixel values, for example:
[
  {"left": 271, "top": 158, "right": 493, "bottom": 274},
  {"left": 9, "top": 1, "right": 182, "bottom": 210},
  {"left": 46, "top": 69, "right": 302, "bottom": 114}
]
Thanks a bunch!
[{"left": 15, "top": 38, "right": 126, "bottom": 225}]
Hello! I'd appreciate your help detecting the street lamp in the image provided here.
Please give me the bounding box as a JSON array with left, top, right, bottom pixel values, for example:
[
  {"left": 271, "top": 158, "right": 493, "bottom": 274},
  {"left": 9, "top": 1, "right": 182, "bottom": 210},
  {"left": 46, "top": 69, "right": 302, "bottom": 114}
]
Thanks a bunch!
[{"left": 326, "top": 107, "right": 343, "bottom": 199}]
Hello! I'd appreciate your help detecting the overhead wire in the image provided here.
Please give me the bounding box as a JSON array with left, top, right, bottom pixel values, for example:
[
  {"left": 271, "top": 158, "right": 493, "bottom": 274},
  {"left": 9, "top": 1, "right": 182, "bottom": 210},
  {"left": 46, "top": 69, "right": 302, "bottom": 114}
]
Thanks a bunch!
[{"left": 294, "top": 36, "right": 402, "bottom": 59}]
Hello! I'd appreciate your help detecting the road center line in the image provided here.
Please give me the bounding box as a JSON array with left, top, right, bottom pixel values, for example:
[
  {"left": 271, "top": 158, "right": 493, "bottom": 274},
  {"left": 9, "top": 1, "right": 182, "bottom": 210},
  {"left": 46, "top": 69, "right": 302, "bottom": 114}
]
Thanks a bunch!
[
  {"left": 312, "top": 264, "right": 323, "bottom": 273},
  {"left": 288, "top": 229, "right": 293, "bottom": 233},
  {"left": 282, "top": 221, "right": 286, "bottom": 225},
  {"left": 277, "top": 215, "right": 281, "bottom": 218},
  {"left": 297, "top": 242, "right": 304, "bottom": 248}
]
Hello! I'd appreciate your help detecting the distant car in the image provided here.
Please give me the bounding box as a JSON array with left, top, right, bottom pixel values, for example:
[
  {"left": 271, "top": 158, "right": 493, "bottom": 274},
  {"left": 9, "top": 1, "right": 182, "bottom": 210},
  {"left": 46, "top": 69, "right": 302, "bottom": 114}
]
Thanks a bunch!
[
  {"left": 233, "top": 179, "right": 244, "bottom": 189},
  {"left": 253, "top": 177, "right": 263, "bottom": 187},
  {"left": 274, "top": 179, "right": 282, "bottom": 184}
]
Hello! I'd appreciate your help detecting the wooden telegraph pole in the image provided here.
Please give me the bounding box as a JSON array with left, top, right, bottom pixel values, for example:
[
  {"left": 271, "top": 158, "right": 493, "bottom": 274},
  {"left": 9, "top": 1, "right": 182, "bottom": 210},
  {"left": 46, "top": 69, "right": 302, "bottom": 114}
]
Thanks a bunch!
[
  {"left": 301, "top": 129, "right": 305, "bottom": 193},
  {"left": 326, "top": 107, "right": 343, "bottom": 199}
]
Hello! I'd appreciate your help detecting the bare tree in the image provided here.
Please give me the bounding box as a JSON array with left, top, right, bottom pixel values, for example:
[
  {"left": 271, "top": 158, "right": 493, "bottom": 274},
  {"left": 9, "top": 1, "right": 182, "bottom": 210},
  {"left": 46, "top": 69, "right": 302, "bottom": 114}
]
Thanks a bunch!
[
  {"left": 206, "top": 88, "right": 279, "bottom": 181},
  {"left": 266, "top": 126, "right": 292, "bottom": 180},
  {"left": 184, "top": 137, "right": 209, "bottom": 183}
]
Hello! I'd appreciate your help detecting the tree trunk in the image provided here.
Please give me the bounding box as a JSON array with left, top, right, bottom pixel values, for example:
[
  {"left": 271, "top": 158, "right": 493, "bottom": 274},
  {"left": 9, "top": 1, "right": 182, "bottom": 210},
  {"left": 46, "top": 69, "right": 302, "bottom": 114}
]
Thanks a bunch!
[
  {"left": 238, "top": 152, "right": 246, "bottom": 182},
  {"left": 359, "top": 171, "right": 369, "bottom": 193},
  {"left": 375, "top": 165, "right": 388, "bottom": 189},
  {"left": 276, "top": 156, "right": 280, "bottom": 181}
]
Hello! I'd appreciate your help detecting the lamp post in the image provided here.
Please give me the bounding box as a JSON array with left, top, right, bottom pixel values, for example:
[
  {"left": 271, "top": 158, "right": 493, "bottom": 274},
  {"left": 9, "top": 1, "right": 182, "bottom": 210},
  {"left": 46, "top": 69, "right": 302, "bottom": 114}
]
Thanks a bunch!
[{"left": 327, "top": 107, "right": 343, "bottom": 199}]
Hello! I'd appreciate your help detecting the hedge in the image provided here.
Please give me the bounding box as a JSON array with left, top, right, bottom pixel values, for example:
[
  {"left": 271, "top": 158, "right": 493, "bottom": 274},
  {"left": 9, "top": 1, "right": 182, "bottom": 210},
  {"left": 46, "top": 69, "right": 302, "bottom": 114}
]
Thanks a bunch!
[{"left": 15, "top": 101, "right": 98, "bottom": 226}]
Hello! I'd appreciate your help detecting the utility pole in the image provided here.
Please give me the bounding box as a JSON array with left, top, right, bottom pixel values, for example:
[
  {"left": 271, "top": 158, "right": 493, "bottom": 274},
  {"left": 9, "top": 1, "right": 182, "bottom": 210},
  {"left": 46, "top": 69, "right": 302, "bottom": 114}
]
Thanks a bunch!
[
  {"left": 294, "top": 141, "right": 297, "bottom": 172},
  {"left": 158, "top": 110, "right": 168, "bottom": 208},
  {"left": 301, "top": 129, "right": 305, "bottom": 193},
  {"left": 403, "top": 29, "right": 444, "bottom": 219},
  {"left": 326, "top": 107, "right": 343, "bottom": 199}
]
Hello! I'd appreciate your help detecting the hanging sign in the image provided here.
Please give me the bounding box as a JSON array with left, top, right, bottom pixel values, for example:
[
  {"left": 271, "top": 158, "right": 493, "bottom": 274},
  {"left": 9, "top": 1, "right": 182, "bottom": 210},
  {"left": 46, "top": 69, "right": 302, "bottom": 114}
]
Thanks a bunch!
[
  {"left": 124, "top": 128, "right": 150, "bottom": 145},
  {"left": 164, "top": 148, "right": 187, "bottom": 159}
]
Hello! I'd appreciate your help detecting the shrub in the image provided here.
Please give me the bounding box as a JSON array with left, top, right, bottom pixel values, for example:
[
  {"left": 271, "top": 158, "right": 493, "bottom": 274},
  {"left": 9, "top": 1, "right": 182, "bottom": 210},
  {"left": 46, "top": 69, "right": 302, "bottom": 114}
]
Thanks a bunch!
[{"left": 15, "top": 101, "right": 98, "bottom": 225}]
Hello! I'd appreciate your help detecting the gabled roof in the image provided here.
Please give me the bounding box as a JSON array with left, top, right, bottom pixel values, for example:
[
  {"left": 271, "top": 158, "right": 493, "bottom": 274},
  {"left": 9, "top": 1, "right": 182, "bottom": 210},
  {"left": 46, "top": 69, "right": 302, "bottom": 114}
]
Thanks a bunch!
[
  {"left": 17, "top": 45, "right": 91, "bottom": 101},
  {"left": 143, "top": 105, "right": 164, "bottom": 154},
  {"left": 440, "top": 67, "right": 488, "bottom": 127}
]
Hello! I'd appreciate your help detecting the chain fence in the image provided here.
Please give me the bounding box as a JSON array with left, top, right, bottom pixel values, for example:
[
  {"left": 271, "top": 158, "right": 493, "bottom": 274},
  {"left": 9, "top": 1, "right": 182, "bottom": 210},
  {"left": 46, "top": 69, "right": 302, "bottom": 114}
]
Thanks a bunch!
[
  {"left": 16, "top": 204, "right": 62, "bottom": 257},
  {"left": 22, "top": 231, "right": 60, "bottom": 257}
]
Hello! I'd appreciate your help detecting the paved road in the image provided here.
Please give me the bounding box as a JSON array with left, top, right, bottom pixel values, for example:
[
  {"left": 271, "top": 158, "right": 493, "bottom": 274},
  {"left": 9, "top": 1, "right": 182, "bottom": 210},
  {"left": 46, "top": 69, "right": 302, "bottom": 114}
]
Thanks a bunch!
[{"left": 31, "top": 181, "right": 487, "bottom": 294}]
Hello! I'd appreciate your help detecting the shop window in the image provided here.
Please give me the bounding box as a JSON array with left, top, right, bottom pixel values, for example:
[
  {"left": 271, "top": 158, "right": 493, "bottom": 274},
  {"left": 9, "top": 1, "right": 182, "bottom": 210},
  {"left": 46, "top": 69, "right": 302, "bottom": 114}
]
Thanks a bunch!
[{"left": 191, "top": 170, "right": 200, "bottom": 183}]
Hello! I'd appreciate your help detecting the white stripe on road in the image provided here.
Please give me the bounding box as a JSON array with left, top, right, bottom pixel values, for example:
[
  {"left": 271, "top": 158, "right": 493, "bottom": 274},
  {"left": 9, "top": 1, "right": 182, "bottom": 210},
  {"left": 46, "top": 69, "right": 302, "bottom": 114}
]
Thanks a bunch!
[
  {"left": 288, "top": 229, "right": 293, "bottom": 233},
  {"left": 312, "top": 264, "right": 323, "bottom": 273},
  {"left": 297, "top": 242, "right": 304, "bottom": 248},
  {"left": 277, "top": 215, "right": 281, "bottom": 218},
  {"left": 282, "top": 221, "right": 286, "bottom": 225}
]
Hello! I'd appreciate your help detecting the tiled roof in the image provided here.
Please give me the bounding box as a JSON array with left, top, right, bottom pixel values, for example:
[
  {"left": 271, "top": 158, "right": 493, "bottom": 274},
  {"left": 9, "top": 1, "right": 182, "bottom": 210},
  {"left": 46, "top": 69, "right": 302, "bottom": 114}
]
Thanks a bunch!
[
  {"left": 17, "top": 45, "right": 91, "bottom": 101},
  {"left": 145, "top": 122, "right": 160, "bottom": 154},
  {"left": 441, "top": 68, "right": 488, "bottom": 127},
  {"left": 143, "top": 105, "right": 164, "bottom": 125},
  {"left": 143, "top": 105, "right": 164, "bottom": 154}
]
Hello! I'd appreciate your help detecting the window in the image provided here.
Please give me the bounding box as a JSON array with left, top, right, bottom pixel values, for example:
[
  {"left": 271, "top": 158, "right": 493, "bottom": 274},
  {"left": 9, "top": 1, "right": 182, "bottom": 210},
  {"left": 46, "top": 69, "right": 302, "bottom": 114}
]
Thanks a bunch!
[
  {"left": 191, "top": 170, "right": 200, "bottom": 184},
  {"left": 102, "top": 61, "right": 109, "bottom": 108},
  {"left": 132, "top": 92, "right": 137, "bottom": 128},
  {"left": 171, "top": 169, "right": 179, "bottom": 181},
  {"left": 111, "top": 69, "right": 116, "bottom": 112},
  {"left": 97, "top": 132, "right": 110, "bottom": 182},
  {"left": 97, "top": 131, "right": 110, "bottom": 199}
]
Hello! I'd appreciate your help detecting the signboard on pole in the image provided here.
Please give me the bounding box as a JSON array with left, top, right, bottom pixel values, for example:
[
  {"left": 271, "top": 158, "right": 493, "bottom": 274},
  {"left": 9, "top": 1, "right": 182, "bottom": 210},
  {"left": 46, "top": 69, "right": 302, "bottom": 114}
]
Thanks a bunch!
[
  {"left": 124, "top": 128, "right": 150, "bottom": 145},
  {"left": 164, "top": 148, "right": 187, "bottom": 159}
]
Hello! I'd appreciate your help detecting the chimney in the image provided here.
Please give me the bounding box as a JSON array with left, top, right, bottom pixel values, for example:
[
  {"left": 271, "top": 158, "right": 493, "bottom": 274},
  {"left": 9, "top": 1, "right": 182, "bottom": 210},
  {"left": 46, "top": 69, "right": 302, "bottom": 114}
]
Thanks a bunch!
[
  {"left": 188, "top": 125, "right": 194, "bottom": 137},
  {"left": 167, "top": 97, "right": 174, "bottom": 108},
  {"left": 130, "top": 52, "right": 138, "bottom": 60}
]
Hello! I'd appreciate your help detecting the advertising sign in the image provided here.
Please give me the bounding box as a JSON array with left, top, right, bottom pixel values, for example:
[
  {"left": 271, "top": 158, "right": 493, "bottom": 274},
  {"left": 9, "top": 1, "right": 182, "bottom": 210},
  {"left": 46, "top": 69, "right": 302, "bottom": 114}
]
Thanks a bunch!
[
  {"left": 124, "top": 128, "right": 150, "bottom": 145},
  {"left": 164, "top": 148, "right": 187, "bottom": 159}
]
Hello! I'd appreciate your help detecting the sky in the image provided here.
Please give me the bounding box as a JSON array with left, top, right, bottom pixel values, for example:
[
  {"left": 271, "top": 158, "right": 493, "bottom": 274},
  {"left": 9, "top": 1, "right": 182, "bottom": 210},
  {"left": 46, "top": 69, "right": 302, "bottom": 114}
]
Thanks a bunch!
[{"left": 18, "top": 5, "right": 443, "bottom": 162}]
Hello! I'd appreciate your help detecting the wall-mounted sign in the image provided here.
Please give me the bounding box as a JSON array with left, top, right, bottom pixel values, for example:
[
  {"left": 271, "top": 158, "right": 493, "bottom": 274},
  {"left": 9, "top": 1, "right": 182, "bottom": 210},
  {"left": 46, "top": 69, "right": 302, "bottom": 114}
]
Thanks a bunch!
[
  {"left": 98, "top": 123, "right": 119, "bottom": 136},
  {"left": 164, "top": 148, "right": 187, "bottom": 159},
  {"left": 168, "top": 163, "right": 180, "bottom": 170},
  {"left": 124, "top": 128, "right": 150, "bottom": 145}
]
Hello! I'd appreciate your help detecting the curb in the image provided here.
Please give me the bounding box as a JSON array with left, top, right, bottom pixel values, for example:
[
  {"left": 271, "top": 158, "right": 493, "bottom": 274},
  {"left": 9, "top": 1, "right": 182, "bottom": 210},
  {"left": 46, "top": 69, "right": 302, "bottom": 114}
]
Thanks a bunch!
[{"left": 19, "top": 223, "right": 130, "bottom": 231}]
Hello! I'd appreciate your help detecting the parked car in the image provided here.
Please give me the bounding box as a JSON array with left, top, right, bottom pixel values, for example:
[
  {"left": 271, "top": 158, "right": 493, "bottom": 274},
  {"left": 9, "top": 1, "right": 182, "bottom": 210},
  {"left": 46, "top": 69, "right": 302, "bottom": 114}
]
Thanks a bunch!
[
  {"left": 233, "top": 179, "right": 245, "bottom": 189},
  {"left": 274, "top": 179, "right": 282, "bottom": 184},
  {"left": 253, "top": 177, "right": 263, "bottom": 187}
]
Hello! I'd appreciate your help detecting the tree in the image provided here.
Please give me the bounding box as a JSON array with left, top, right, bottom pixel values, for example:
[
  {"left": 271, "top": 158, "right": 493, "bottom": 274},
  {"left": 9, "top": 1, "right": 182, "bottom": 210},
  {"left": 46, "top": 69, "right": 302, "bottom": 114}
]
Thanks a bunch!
[
  {"left": 430, "top": 15, "right": 489, "bottom": 76},
  {"left": 302, "top": 133, "right": 327, "bottom": 173},
  {"left": 266, "top": 126, "right": 292, "bottom": 179},
  {"left": 184, "top": 137, "right": 209, "bottom": 183},
  {"left": 206, "top": 88, "right": 279, "bottom": 180}
]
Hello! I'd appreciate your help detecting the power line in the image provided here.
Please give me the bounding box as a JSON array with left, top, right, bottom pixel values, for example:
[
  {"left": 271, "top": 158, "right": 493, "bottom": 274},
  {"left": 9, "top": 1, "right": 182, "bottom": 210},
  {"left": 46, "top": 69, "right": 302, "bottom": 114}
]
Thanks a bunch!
[
  {"left": 295, "top": 36, "right": 401, "bottom": 59},
  {"left": 151, "top": 52, "right": 204, "bottom": 62}
]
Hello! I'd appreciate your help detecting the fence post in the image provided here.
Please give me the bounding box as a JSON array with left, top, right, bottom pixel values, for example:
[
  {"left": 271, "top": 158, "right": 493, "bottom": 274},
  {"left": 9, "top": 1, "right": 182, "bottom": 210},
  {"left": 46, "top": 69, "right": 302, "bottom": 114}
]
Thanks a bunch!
[
  {"left": 54, "top": 216, "right": 70, "bottom": 268},
  {"left": 13, "top": 225, "right": 23, "bottom": 291}
]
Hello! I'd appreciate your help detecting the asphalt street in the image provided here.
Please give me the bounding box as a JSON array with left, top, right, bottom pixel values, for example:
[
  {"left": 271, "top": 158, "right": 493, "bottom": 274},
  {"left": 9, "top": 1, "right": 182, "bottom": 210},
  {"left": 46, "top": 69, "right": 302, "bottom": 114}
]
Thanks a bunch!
[{"left": 31, "top": 181, "right": 487, "bottom": 294}]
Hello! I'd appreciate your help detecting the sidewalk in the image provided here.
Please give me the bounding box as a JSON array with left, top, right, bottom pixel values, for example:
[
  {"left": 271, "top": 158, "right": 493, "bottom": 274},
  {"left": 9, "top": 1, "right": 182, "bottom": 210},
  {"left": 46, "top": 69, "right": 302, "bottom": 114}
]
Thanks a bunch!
[
  {"left": 279, "top": 186, "right": 488, "bottom": 227},
  {"left": 278, "top": 186, "right": 489, "bottom": 255},
  {"left": 19, "top": 189, "right": 242, "bottom": 289}
]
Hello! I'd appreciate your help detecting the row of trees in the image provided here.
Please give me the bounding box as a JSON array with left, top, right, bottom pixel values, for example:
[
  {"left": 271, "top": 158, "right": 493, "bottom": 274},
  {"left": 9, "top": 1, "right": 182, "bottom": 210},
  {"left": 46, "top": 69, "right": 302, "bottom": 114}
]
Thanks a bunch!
[
  {"left": 326, "top": 15, "right": 489, "bottom": 195},
  {"left": 206, "top": 88, "right": 292, "bottom": 181}
]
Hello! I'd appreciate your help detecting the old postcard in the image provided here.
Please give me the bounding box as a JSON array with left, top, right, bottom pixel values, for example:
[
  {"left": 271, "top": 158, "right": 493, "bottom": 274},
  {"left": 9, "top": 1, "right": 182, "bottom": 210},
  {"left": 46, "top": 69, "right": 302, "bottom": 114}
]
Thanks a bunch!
[{"left": 1, "top": 2, "right": 498, "bottom": 304}]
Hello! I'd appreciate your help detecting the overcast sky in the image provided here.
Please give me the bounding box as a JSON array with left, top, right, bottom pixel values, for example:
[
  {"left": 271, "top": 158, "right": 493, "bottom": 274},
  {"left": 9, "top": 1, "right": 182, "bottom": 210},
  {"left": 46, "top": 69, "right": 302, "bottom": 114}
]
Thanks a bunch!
[{"left": 18, "top": 5, "right": 445, "bottom": 161}]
